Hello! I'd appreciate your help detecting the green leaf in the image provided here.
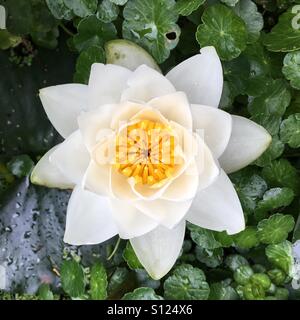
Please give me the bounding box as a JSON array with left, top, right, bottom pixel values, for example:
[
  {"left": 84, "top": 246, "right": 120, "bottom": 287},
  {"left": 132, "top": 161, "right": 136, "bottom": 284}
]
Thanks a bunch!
[
  {"left": 74, "top": 46, "right": 105, "bottom": 84},
  {"left": 221, "top": 0, "right": 239, "bottom": 6},
  {"left": 110, "top": 0, "right": 128, "bottom": 4},
  {"left": 233, "top": 265, "right": 254, "bottom": 285},
  {"left": 90, "top": 263, "right": 107, "bottom": 300},
  {"left": 64, "top": 0, "right": 98, "bottom": 17},
  {"left": 230, "top": 167, "right": 267, "bottom": 213},
  {"left": 209, "top": 282, "right": 239, "bottom": 300},
  {"left": 243, "top": 282, "right": 265, "bottom": 300},
  {"left": 262, "top": 159, "right": 300, "bottom": 194},
  {"left": 123, "top": 241, "right": 143, "bottom": 270},
  {"left": 38, "top": 284, "right": 54, "bottom": 300},
  {"left": 97, "top": 0, "right": 119, "bottom": 23},
  {"left": 234, "top": 227, "right": 259, "bottom": 249},
  {"left": 108, "top": 267, "right": 130, "bottom": 296},
  {"left": 175, "top": 0, "right": 205, "bottom": 16},
  {"left": 254, "top": 136, "right": 284, "bottom": 167},
  {"left": 233, "top": 0, "right": 263, "bottom": 43},
  {"left": 31, "top": 28, "right": 60, "bottom": 50},
  {"left": 0, "top": 30, "right": 22, "bottom": 50},
  {"left": 164, "top": 264, "right": 210, "bottom": 300},
  {"left": 282, "top": 51, "right": 300, "bottom": 90},
  {"left": 196, "top": 4, "right": 247, "bottom": 61},
  {"left": 188, "top": 224, "right": 222, "bottom": 249},
  {"left": 257, "top": 214, "right": 295, "bottom": 244},
  {"left": 256, "top": 187, "right": 295, "bottom": 213},
  {"left": 248, "top": 79, "right": 291, "bottom": 118},
  {"left": 122, "top": 287, "right": 163, "bottom": 300},
  {"left": 263, "top": 9, "right": 300, "bottom": 52},
  {"left": 225, "top": 254, "right": 249, "bottom": 271},
  {"left": 61, "top": 260, "right": 85, "bottom": 298},
  {"left": 122, "top": 0, "right": 180, "bottom": 63},
  {"left": 265, "top": 241, "right": 293, "bottom": 275},
  {"left": 196, "top": 247, "right": 223, "bottom": 268},
  {"left": 280, "top": 113, "right": 300, "bottom": 148},
  {"left": 7, "top": 155, "right": 34, "bottom": 178},
  {"left": 73, "top": 15, "right": 117, "bottom": 52},
  {"left": 45, "top": 0, "right": 74, "bottom": 20}
]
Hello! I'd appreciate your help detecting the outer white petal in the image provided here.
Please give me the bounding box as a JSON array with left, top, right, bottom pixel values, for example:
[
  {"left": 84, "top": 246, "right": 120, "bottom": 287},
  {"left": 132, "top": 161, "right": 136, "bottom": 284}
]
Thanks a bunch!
[
  {"left": 186, "top": 170, "right": 245, "bottom": 235},
  {"left": 148, "top": 92, "right": 193, "bottom": 129},
  {"left": 39, "top": 84, "right": 88, "bottom": 138},
  {"left": 121, "top": 65, "right": 176, "bottom": 103},
  {"left": 110, "top": 199, "right": 158, "bottom": 239},
  {"left": 161, "top": 160, "right": 199, "bottom": 201},
  {"left": 30, "top": 146, "right": 74, "bottom": 189},
  {"left": 166, "top": 46, "right": 223, "bottom": 107},
  {"left": 50, "top": 130, "right": 90, "bottom": 185},
  {"left": 135, "top": 199, "right": 193, "bottom": 229},
  {"left": 64, "top": 186, "right": 118, "bottom": 245},
  {"left": 78, "top": 104, "right": 117, "bottom": 151},
  {"left": 88, "top": 63, "right": 132, "bottom": 109},
  {"left": 191, "top": 104, "right": 232, "bottom": 158},
  {"left": 219, "top": 116, "right": 272, "bottom": 173},
  {"left": 130, "top": 221, "right": 186, "bottom": 280},
  {"left": 84, "top": 160, "right": 111, "bottom": 196}
]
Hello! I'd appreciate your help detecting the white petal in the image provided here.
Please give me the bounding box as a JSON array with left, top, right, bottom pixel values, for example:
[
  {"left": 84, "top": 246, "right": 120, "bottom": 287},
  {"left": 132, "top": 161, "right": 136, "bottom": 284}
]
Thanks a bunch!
[
  {"left": 135, "top": 199, "right": 193, "bottom": 229},
  {"left": 84, "top": 160, "right": 111, "bottom": 196},
  {"left": 30, "top": 146, "right": 74, "bottom": 189},
  {"left": 166, "top": 46, "right": 223, "bottom": 107},
  {"left": 78, "top": 104, "right": 116, "bottom": 151},
  {"left": 110, "top": 199, "right": 158, "bottom": 239},
  {"left": 64, "top": 186, "right": 118, "bottom": 245},
  {"left": 195, "top": 135, "right": 220, "bottom": 190},
  {"left": 121, "top": 65, "right": 176, "bottom": 103},
  {"left": 148, "top": 92, "right": 193, "bottom": 129},
  {"left": 219, "top": 116, "right": 272, "bottom": 173},
  {"left": 110, "top": 102, "right": 144, "bottom": 130},
  {"left": 39, "top": 84, "right": 87, "bottom": 138},
  {"left": 161, "top": 160, "right": 199, "bottom": 201},
  {"left": 191, "top": 104, "right": 232, "bottom": 158},
  {"left": 186, "top": 170, "right": 245, "bottom": 235},
  {"left": 110, "top": 168, "right": 138, "bottom": 201},
  {"left": 50, "top": 130, "right": 90, "bottom": 185},
  {"left": 130, "top": 221, "right": 186, "bottom": 280},
  {"left": 88, "top": 63, "right": 132, "bottom": 109}
]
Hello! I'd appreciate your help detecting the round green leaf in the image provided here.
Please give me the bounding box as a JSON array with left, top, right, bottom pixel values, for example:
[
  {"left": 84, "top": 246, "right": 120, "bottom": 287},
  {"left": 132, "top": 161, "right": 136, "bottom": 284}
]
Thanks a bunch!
[
  {"left": 61, "top": 260, "right": 85, "bottom": 298},
  {"left": 164, "top": 264, "right": 210, "bottom": 300},
  {"left": 255, "top": 135, "right": 284, "bottom": 167},
  {"left": 123, "top": 241, "right": 143, "bottom": 270},
  {"left": 122, "top": 0, "right": 180, "bottom": 63},
  {"left": 45, "top": 0, "right": 74, "bottom": 20},
  {"left": 90, "top": 263, "right": 107, "bottom": 300},
  {"left": 233, "top": 0, "right": 263, "bottom": 43},
  {"left": 280, "top": 113, "right": 300, "bottom": 148},
  {"left": 122, "top": 287, "right": 163, "bottom": 300},
  {"left": 265, "top": 241, "right": 293, "bottom": 275},
  {"left": 97, "top": 0, "right": 119, "bottom": 23},
  {"left": 234, "top": 226, "right": 259, "bottom": 249},
  {"left": 282, "top": 51, "right": 300, "bottom": 90},
  {"left": 257, "top": 214, "right": 295, "bottom": 244},
  {"left": 195, "top": 247, "right": 224, "bottom": 268},
  {"left": 196, "top": 4, "right": 247, "bottom": 61}
]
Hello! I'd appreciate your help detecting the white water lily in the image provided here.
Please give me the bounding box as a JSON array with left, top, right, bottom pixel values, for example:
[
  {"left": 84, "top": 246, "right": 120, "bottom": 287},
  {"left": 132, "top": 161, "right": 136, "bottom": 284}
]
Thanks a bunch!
[{"left": 31, "top": 46, "right": 271, "bottom": 280}]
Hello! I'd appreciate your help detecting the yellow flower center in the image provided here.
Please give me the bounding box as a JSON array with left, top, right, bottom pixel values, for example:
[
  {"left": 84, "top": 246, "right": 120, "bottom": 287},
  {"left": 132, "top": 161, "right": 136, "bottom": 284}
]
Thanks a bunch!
[{"left": 114, "top": 120, "right": 180, "bottom": 186}]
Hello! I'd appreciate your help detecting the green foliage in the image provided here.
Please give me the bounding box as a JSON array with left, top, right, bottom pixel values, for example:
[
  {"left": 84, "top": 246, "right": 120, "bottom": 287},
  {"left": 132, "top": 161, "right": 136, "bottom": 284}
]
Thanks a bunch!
[
  {"left": 122, "top": 287, "right": 163, "bottom": 300},
  {"left": 61, "top": 260, "right": 86, "bottom": 298},
  {"left": 90, "top": 263, "right": 107, "bottom": 300},
  {"left": 1, "top": 0, "right": 300, "bottom": 301},
  {"left": 123, "top": 0, "right": 180, "bottom": 63},
  {"left": 196, "top": 4, "right": 247, "bottom": 61},
  {"left": 164, "top": 264, "right": 210, "bottom": 300}
]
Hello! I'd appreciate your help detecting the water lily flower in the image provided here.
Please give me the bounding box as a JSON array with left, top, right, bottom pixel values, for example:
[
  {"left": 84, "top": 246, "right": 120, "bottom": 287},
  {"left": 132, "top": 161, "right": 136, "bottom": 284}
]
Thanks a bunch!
[{"left": 31, "top": 46, "right": 271, "bottom": 280}]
